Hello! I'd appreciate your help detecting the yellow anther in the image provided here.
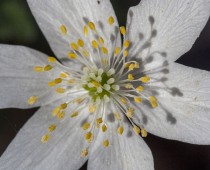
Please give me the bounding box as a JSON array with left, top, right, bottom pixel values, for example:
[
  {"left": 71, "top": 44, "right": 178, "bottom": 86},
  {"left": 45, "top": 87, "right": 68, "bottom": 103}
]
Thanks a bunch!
[
  {"left": 133, "top": 125, "right": 141, "bottom": 135},
  {"left": 57, "top": 111, "right": 65, "bottom": 120},
  {"left": 77, "top": 39, "right": 84, "bottom": 47},
  {"left": 54, "top": 78, "right": 62, "bottom": 84},
  {"left": 68, "top": 53, "right": 77, "bottom": 59},
  {"left": 92, "top": 40, "right": 99, "bottom": 48},
  {"left": 81, "top": 148, "right": 89, "bottom": 157},
  {"left": 124, "top": 83, "right": 133, "bottom": 89},
  {"left": 140, "top": 76, "right": 150, "bottom": 83},
  {"left": 128, "top": 64, "right": 135, "bottom": 71},
  {"left": 136, "top": 86, "right": 144, "bottom": 92},
  {"left": 141, "top": 129, "right": 148, "bottom": 137},
  {"left": 92, "top": 81, "right": 100, "bottom": 88},
  {"left": 128, "top": 74, "right": 134, "bottom": 80},
  {"left": 113, "top": 112, "right": 121, "bottom": 120},
  {"left": 134, "top": 97, "right": 142, "bottom": 103},
  {"left": 101, "top": 58, "right": 107, "bottom": 65},
  {"left": 52, "top": 107, "right": 60, "bottom": 116},
  {"left": 48, "top": 57, "right": 57, "bottom": 63},
  {"left": 88, "top": 22, "right": 96, "bottom": 30},
  {"left": 124, "top": 40, "right": 130, "bottom": 48},
  {"left": 82, "top": 50, "right": 90, "bottom": 57},
  {"left": 123, "top": 50, "right": 129, "bottom": 57},
  {"left": 117, "top": 126, "right": 124, "bottom": 135},
  {"left": 44, "top": 65, "right": 53, "bottom": 71},
  {"left": 120, "top": 26, "right": 126, "bottom": 35},
  {"left": 68, "top": 79, "right": 76, "bottom": 84},
  {"left": 98, "top": 37, "right": 104, "bottom": 45},
  {"left": 84, "top": 132, "right": 94, "bottom": 143},
  {"left": 60, "top": 72, "right": 69, "bottom": 78},
  {"left": 27, "top": 96, "right": 37, "bottom": 105},
  {"left": 127, "top": 107, "right": 134, "bottom": 118},
  {"left": 82, "top": 122, "right": 90, "bottom": 130},
  {"left": 59, "top": 25, "right": 67, "bottom": 35},
  {"left": 70, "top": 43, "right": 79, "bottom": 50},
  {"left": 48, "top": 81, "right": 56, "bottom": 87},
  {"left": 34, "top": 66, "right": 43, "bottom": 72},
  {"left": 108, "top": 16, "right": 115, "bottom": 25},
  {"left": 60, "top": 103, "right": 68, "bottom": 109},
  {"left": 84, "top": 26, "right": 88, "bottom": 37},
  {"left": 74, "top": 98, "right": 84, "bottom": 104},
  {"left": 41, "top": 134, "right": 50, "bottom": 143},
  {"left": 48, "top": 124, "right": 56, "bottom": 132},
  {"left": 124, "top": 63, "right": 130, "bottom": 68},
  {"left": 103, "top": 139, "right": 109, "bottom": 147},
  {"left": 56, "top": 87, "right": 66, "bottom": 94},
  {"left": 101, "top": 47, "right": 108, "bottom": 54},
  {"left": 150, "top": 96, "right": 158, "bottom": 108},
  {"left": 96, "top": 117, "right": 103, "bottom": 124},
  {"left": 70, "top": 111, "right": 79, "bottom": 118},
  {"left": 134, "top": 62, "right": 140, "bottom": 68},
  {"left": 102, "top": 124, "right": 107, "bottom": 132},
  {"left": 114, "top": 47, "right": 120, "bottom": 56},
  {"left": 89, "top": 105, "right": 96, "bottom": 113},
  {"left": 120, "top": 98, "right": 127, "bottom": 105}
]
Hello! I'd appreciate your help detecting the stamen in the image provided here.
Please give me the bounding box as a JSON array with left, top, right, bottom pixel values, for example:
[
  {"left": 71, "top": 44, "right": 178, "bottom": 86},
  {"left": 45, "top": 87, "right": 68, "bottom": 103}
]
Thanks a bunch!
[
  {"left": 59, "top": 25, "right": 67, "bottom": 35},
  {"left": 82, "top": 122, "right": 90, "bottom": 130},
  {"left": 77, "top": 39, "right": 84, "bottom": 47},
  {"left": 88, "top": 22, "right": 96, "bottom": 31},
  {"left": 48, "top": 57, "right": 57, "bottom": 63},
  {"left": 133, "top": 125, "right": 140, "bottom": 135},
  {"left": 101, "top": 47, "right": 108, "bottom": 54},
  {"left": 134, "top": 97, "right": 142, "bottom": 103},
  {"left": 140, "top": 76, "right": 150, "bottom": 83},
  {"left": 123, "top": 50, "right": 129, "bottom": 57},
  {"left": 43, "top": 65, "right": 53, "bottom": 71},
  {"left": 128, "top": 74, "right": 134, "bottom": 80},
  {"left": 41, "top": 134, "right": 50, "bottom": 143},
  {"left": 108, "top": 16, "right": 115, "bottom": 25},
  {"left": 70, "top": 43, "right": 79, "bottom": 51},
  {"left": 48, "top": 124, "right": 56, "bottom": 132},
  {"left": 34, "top": 66, "right": 43, "bottom": 72},
  {"left": 92, "top": 40, "right": 99, "bottom": 48},
  {"left": 102, "top": 124, "right": 107, "bottom": 132},
  {"left": 81, "top": 148, "right": 89, "bottom": 157},
  {"left": 136, "top": 86, "right": 144, "bottom": 92},
  {"left": 141, "top": 129, "right": 148, "bottom": 137},
  {"left": 27, "top": 96, "right": 37, "bottom": 105},
  {"left": 84, "top": 26, "right": 88, "bottom": 37},
  {"left": 123, "top": 40, "right": 130, "bottom": 48},
  {"left": 68, "top": 53, "right": 77, "bottom": 59},
  {"left": 120, "top": 26, "right": 126, "bottom": 35},
  {"left": 84, "top": 132, "right": 94, "bottom": 143},
  {"left": 56, "top": 88, "right": 66, "bottom": 94},
  {"left": 114, "top": 47, "right": 120, "bottom": 56},
  {"left": 103, "top": 139, "right": 109, "bottom": 147},
  {"left": 117, "top": 126, "right": 124, "bottom": 135},
  {"left": 149, "top": 96, "right": 158, "bottom": 108}
]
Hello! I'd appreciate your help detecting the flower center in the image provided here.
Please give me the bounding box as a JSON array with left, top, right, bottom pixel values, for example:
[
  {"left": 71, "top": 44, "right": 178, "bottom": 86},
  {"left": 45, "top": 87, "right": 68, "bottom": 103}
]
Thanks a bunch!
[{"left": 82, "top": 67, "right": 119, "bottom": 102}]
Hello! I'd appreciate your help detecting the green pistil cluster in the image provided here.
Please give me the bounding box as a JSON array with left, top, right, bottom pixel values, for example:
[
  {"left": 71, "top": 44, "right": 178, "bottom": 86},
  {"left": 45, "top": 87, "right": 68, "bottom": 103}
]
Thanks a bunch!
[{"left": 82, "top": 68, "right": 119, "bottom": 102}]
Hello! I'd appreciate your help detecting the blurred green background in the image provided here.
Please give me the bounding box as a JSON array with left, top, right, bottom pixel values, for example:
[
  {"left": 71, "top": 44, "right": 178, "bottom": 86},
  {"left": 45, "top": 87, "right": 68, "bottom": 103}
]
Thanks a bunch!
[{"left": 0, "top": 0, "right": 210, "bottom": 170}]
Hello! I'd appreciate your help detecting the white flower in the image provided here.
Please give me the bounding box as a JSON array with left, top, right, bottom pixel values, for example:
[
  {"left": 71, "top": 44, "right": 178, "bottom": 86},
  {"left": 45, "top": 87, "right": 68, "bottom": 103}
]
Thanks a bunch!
[{"left": 0, "top": 0, "right": 210, "bottom": 169}]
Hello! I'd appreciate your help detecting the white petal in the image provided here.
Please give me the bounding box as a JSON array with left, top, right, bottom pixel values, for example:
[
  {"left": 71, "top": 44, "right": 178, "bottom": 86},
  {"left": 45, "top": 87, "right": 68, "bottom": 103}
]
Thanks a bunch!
[
  {"left": 88, "top": 122, "right": 154, "bottom": 170},
  {"left": 0, "top": 98, "right": 87, "bottom": 170},
  {"left": 126, "top": 0, "right": 210, "bottom": 62},
  {"left": 27, "top": 0, "right": 121, "bottom": 63},
  {"left": 138, "top": 63, "right": 210, "bottom": 144},
  {"left": 0, "top": 45, "right": 58, "bottom": 109}
]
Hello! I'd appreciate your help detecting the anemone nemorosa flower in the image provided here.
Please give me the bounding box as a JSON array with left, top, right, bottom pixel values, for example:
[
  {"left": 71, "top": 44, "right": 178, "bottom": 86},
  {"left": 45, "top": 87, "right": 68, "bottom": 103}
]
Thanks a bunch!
[{"left": 0, "top": 0, "right": 210, "bottom": 169}]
